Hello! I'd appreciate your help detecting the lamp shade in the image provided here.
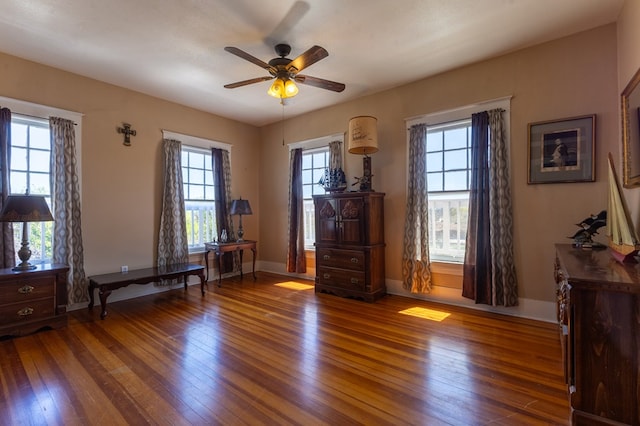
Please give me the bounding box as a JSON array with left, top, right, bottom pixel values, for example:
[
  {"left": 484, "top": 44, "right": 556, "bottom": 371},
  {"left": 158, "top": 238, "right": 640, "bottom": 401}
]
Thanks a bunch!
[
  {"left": 348, "top": 116, "right": 379, "bottom": 155},
  {"left": 230, "top": 198, "right": 252, "bottom": 216},
  {"left": 0, "top": 195, "right": 53, "bottom": 222}
]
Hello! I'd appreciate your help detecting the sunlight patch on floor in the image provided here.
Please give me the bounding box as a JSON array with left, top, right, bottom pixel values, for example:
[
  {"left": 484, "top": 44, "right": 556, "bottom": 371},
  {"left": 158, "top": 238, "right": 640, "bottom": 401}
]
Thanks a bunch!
[
  {"left": 399, "top": 307, "right": 451, "bottom": 322},
  {"left": 274, "top": 281, "right": 315, "bottom": 291}
]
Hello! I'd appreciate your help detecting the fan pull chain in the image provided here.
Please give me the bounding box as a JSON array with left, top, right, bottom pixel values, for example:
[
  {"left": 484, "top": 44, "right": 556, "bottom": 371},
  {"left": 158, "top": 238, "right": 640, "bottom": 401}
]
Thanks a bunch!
[{"left": 281, "top": 99, "right": 285, "bottom": 146}]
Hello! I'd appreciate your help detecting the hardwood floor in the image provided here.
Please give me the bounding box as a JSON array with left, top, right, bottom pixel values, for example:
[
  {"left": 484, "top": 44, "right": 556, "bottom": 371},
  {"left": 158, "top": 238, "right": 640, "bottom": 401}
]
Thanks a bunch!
[{"left": 0, "top": 272, "right": 570, "bottom": 425}]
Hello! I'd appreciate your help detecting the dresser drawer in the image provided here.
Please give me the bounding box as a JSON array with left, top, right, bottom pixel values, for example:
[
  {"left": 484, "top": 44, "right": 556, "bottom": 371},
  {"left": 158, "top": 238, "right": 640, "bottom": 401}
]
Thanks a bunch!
[
  {"left": 0, "top": 276, "right": 55, "bottom": 305},
  {"left": 317, "top": 248, "right": 365, "bottom": 271},
  {"left": 0, "top": 298, "right": 55, "bottom": 324},
  {"left": 317, "top": 267, "right": 366, "bottom": 291}
]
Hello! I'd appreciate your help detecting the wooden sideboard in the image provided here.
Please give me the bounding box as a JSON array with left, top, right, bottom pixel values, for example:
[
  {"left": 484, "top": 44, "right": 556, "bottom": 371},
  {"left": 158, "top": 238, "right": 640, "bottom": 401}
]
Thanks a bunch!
[
  {"left": 0, "top": 264, "right": 69, "bottom": 337},
  {"left": 554, "top": 244, "right": 640, "bottom": 425},
  {"left": 313, "top": 192, "right": 385, "bottom": 302}
]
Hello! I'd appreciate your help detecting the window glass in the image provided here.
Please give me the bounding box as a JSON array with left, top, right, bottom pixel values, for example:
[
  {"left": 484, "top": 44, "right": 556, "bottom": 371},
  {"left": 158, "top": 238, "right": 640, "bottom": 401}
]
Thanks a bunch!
[
  {"left": 301, "top": 148, "right": 329, "bottom": 249},
  {"left": 426, "top": 119, "right": 471, "bottom": 262},
  {"left": 9, "top": 118, "right": 53, "bottom": 264},
  {"left": 182, "top": 147, "right": 218, "bottom": 251}
]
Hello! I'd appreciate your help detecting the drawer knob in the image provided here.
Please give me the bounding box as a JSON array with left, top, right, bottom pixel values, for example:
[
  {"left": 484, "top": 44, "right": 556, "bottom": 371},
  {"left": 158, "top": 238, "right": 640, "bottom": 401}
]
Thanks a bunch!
[
  {"left": 350, "top": 278, "right": 359, "bottom": 284},
  {"left": 18, "top": 285, "right": 35, "bottom": 294},
  {"left": 323, "top": 254, "right": 331, "bottom": 261},
  {"left": 350, "top": 257, "right": 359, "bottom": 264},
  {"left": 323, "top": 273, "right": 330, "bottom": 279},
  {"left": 17, "top": 307, "right": 34, "bottom": 317}
]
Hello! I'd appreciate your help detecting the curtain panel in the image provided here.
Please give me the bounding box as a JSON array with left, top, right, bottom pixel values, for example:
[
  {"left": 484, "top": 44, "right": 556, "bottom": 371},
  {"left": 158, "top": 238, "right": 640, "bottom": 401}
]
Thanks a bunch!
[
  {"left": 50, "top": 116, "right": 88, "bottom": 304},
  {"left": 462, "top": 109, "right": 518, "bottom": 306},
  {"left": 157, "top": 139, "right": 189, "bottom": 270},
  {"left": 211, "top": 147, "right": 237, "bottom": 273},
  {"left": 287, "top": 148, "right": 306, "bottom": 273},
  {"left": 328, "top": 140, "right": 342, "bottom": 170},
  {"left": 401, "top": 123, "right": 432, "bottom": 293},
  {"left": 0, "top": 108, "right": 14, "bottom": 268}
]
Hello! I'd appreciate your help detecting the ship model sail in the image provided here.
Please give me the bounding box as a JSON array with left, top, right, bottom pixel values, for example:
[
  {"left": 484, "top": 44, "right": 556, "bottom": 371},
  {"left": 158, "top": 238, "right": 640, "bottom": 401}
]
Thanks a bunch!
[{"left": 607, "top": 154, "right": 640, "bottom": 262}]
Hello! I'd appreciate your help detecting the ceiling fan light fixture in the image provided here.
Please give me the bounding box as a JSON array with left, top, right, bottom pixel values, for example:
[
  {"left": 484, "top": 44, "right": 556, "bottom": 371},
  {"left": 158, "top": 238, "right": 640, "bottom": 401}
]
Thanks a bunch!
[
  {"left": 284, "top": 79, "right": 299, "bottom": 97},
  {"left": 267, "top": 78, "right": 284, "bottom": 98},
  {"left": 268, "top": 77, "right": 298, "bottom": 99}
]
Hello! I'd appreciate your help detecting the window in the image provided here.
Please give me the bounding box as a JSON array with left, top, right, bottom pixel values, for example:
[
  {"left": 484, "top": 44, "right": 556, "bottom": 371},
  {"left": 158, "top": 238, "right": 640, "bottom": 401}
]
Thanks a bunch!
[
  {"left": 426, "top": 119, "right": 471, "bottom": 263},
  {"left": 9, "top": 116, "right": 53, "bottom": 264},
  {"left": 302, "top": 147, "right": 329, "bottom": 248},
  {"left": 408, "top": 98, "right": 511, "bottom": 266},
  {"left": 181, "top": 146, "right": 217, "bottom": 251}
]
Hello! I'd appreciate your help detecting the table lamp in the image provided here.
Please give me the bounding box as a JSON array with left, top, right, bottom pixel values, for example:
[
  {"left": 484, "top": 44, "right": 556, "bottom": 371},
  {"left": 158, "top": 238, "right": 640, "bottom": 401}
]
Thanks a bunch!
[
  {"left": 0, "top": 195, "right": 54, "bottom": 271},
  {"left": 230, "top": 198, "right": 252, "bottom": 241},
  {"left": 348, "top": 116, "right": 379, "bottom": 191}
]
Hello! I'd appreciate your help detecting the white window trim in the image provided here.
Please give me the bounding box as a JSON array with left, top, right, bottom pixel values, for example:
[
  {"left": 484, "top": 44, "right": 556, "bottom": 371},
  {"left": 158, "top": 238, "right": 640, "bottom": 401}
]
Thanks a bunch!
[
  {"left": 288, "top": 132, "right": 344, "bottom": 151},
  {"left": 162, "top": 130, "right": 231, "bottom": 154},
  {"left": 405, "top": 96, "right": 512, "bottom": 128},
  {"left": 0, "top": 95, "right": 84, "bottom": 193}
]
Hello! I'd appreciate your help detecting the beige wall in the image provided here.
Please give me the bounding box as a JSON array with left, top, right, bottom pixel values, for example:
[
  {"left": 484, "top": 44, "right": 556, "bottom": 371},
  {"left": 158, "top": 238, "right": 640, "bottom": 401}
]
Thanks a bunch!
[
  {"left": 0, "top": 21, "right": 624, "bottom": 317},
  {"left": 0, "top": 53, "right": 261, "bottom": 279},
  {"left": 259, "top": 24, "right": 619, "bottom": 311}
]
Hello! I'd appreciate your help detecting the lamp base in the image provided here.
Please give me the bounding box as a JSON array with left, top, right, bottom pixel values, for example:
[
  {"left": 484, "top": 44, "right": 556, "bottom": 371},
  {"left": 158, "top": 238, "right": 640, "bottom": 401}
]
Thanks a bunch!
[
  {"left": 14, "top": 227, "right": 37, "bottom": 271},
  {"left": 237, "top": 222, "right": 245, "bottom": 242},
  {"left": 12, "top": 262, "right": 37, "bottom": 271},
  {"left": 358, "top": 156, "right": 373, "bottom": 192}
]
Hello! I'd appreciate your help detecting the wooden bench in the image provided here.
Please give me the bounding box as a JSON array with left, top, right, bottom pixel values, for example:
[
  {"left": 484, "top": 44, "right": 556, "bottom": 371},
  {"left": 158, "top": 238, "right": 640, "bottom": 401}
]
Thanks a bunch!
[{"left": 88, "top": 263, "right": 205, "bottom": 319}]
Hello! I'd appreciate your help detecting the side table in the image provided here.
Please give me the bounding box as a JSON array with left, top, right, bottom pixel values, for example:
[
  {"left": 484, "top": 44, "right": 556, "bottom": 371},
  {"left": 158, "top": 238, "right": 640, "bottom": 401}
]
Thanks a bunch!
[
  {"left": 0, "top": 264, "right": 69, "bottom": 337},
  {"left": 204, "top": 240, "right": 257, "bottom": 285}
]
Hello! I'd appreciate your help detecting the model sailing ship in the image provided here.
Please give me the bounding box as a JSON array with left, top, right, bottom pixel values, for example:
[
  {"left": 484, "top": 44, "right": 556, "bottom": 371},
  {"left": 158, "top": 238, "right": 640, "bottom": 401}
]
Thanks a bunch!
[{"left": 607, "top": 154, "right": 640, "bottom": 262}]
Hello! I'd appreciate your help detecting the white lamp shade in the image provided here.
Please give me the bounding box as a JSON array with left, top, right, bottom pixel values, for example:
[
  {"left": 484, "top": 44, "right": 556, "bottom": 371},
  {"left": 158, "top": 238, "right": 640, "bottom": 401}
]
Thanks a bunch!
[{"left": 348, "top": 116, "right": 379, "bottom": 154}]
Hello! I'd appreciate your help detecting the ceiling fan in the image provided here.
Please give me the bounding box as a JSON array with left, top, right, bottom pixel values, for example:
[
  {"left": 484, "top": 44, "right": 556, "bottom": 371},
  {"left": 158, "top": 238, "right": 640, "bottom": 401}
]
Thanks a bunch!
[{"left": 223, "top": 43, "right": 346, "bottom": 99}]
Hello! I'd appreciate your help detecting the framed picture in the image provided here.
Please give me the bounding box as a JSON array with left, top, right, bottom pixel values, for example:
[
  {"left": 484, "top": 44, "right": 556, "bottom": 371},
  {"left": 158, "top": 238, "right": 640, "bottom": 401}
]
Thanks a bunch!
[{"left": 527, "top": 115, "right": 595, "bottom": 184}]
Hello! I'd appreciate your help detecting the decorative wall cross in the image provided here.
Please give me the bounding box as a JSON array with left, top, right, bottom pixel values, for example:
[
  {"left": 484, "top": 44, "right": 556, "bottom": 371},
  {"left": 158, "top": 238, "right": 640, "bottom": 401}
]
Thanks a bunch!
[{"left": 117, "top": 123, "right": 137, "bottom": 146}]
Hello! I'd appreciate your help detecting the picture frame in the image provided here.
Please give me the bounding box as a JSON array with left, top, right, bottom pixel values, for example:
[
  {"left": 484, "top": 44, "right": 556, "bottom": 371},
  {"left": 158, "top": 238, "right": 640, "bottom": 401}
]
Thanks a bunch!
[{"left": 527, "top": 114, "right": 595, "bottom": 184}]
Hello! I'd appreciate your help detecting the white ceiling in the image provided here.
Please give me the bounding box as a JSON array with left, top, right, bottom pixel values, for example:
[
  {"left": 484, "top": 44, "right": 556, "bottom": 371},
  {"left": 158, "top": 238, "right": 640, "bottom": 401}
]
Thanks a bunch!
[{"left": 0, "top": 0, "right": 624, "bottom": 127}]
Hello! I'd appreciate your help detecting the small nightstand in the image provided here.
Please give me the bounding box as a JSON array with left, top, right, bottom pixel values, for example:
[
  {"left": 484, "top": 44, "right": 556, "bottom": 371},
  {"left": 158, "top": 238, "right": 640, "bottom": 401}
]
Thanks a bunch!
[{"left": 0, "top": 264, "right": 69, "bottom": 337}]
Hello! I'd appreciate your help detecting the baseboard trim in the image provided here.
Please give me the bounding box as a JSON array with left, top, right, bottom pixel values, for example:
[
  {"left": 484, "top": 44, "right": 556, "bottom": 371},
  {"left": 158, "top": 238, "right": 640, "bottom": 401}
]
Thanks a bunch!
[{"left": 73, "top": 260, "right": 556, "bottom": 324}]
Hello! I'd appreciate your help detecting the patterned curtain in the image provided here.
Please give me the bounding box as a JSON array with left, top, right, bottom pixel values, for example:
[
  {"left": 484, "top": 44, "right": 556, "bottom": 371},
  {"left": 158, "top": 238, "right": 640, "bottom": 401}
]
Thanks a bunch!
[
  {"left": 211, "top": 147, "right": 237, "bottom": 273},
  {"left": 157, "top": 139, "right": 188, "bottom": 270},
  {"left": 401, "top": 123, "right": 432, "bottom": 293},
  {"left": 0, "top": 108, "right": 14, "bottom": 268},
  {"left": 328, "top": 140, "right": 342, "bottom": 170},
  {"left": 287, "top": 148, "right": 305, "bottom": 273},
  {"left": 50, "top": 117, "right": 88, "bottom": 304},
  {"left": 463, "top": 109, "right": 518, "bottom": 306}
]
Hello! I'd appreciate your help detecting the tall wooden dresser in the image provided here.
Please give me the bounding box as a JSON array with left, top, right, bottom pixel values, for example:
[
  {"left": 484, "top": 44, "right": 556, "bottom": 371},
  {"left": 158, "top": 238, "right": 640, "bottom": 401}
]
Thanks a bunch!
[
  {"left": 554, "top": 244, "right": 640, "bottom": 425},
  {"left": 0, "top": 264, "right": 69, "bottom": 337},
  {"left": 313, "top": 192, "right": 385, "bottom": 302}
]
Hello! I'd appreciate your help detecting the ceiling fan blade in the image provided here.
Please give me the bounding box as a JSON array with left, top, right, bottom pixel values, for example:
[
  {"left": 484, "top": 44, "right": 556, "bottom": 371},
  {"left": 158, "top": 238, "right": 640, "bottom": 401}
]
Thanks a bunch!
[
  {"left": 287, "top": 45, "right": 328, "bottom": 73},
  {"left": 295, "top": 75, "right": 345, "bottom": 92},
  {"left": 224, "top": 76, "right": 274, "bottom": 89},
  {"left": 224, "top": 47, "right": 275, "bottom": 72}
]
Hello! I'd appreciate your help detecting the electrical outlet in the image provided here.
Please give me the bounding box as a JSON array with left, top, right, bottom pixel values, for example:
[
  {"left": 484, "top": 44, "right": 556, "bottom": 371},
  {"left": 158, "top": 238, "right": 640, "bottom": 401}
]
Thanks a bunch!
[{"left": 121, "top": 265, "right": 128, "bottom": 273}]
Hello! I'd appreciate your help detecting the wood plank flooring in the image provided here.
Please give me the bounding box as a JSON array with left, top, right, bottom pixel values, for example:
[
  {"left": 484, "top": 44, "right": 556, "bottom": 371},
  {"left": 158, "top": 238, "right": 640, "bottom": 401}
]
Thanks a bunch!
[{"left": 0, "top": 272, "right": 570, "bottom": 425}]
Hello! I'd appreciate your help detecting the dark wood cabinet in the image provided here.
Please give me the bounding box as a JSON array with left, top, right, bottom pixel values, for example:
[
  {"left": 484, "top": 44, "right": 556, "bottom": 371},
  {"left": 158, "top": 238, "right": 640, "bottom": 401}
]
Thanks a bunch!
[
  {"left": 0, "top": 264, "right": 69, "bottom": 337},
  {"left": 313, "top": 192, "right": 385, "bottom": 302},
  {"left": 554, "top": 244, "right": 640, "bottom": 425}
]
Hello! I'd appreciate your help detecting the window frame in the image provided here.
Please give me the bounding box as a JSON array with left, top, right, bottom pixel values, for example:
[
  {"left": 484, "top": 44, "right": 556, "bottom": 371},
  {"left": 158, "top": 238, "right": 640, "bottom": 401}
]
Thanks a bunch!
[
  {"left": 0, "top": 95, "right": 83, "bottom": 266},
  {"left": 163, "top": 130, "right": 231, "bottom": 254},
  {"left": 405, "top": 97, "right": 511, "bottom": 268},
  {"left": 289, "top": 133, "right": 344, "bottom": 250}
]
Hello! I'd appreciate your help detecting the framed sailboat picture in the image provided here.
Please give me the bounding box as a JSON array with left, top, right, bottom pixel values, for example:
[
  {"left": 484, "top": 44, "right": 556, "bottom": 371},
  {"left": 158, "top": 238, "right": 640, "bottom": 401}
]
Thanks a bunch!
[{"left": 527, "top": 115, "right": 595, "bottom": 184}]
